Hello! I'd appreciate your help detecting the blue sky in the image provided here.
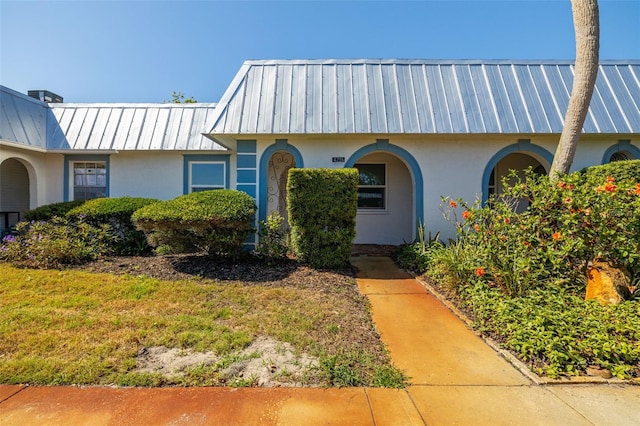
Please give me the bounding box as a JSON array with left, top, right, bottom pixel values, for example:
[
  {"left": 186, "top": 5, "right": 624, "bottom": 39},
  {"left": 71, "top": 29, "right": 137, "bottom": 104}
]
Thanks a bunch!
[{"left": 1, "top": 0, "right": 639, "bottom": 103}]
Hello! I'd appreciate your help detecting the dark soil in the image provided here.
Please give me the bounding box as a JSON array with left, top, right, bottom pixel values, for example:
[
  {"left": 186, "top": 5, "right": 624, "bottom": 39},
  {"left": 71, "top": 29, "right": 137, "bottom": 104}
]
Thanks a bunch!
[{"left": 77, "top": 254, "right": 356, "bottom": 293}]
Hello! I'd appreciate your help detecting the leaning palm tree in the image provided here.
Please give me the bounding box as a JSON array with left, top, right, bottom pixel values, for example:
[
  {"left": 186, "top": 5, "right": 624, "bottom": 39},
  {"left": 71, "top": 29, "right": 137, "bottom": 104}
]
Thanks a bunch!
[{"left": 550, "top": 0, "right": 600, "bottom": 178}]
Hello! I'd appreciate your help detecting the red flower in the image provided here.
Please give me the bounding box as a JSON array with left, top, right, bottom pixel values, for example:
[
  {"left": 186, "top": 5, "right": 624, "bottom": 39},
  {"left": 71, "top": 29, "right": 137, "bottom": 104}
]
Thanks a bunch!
[
  {"left": 462, "top": 210, "right": 471, "bottom": 220},
  {"left": 449, "top": 200, "right": 457, "bottom": 208},
  {"left": 474, "top": 267, "right": 485, "bottom": 277}
]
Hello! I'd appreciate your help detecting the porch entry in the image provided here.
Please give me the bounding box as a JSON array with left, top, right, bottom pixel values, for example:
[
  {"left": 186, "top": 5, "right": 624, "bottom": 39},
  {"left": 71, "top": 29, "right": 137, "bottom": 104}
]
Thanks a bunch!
[
  {"left": 0, "top": 158, "right": 30, "bottom": 235},
  {"left": 488, "top": 152, "right": 548, "bottom": 213},
  {"left": 352, "top": 152, "right": 413, "bottom": 245}
]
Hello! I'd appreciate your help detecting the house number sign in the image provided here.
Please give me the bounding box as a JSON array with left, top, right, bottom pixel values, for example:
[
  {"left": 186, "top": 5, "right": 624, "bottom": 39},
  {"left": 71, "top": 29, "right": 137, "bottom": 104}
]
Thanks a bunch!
[{"left": 332, "top": 157, "right": 345, "bottom": 163}]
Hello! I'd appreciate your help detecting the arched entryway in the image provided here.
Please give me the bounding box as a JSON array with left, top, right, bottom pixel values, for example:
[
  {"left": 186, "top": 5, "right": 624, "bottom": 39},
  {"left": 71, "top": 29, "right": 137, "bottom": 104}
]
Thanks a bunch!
[
  {"left": 258, "top": 140, "right": 304, "bottom": 228},
  {"left": 346, "top": 140, "right": 423, "bottom": 245},
  {"left": 265, "top": 151, "right": 296, "bottom": 226},
  {"left": 0, "top": 158, "right": 30, "bottom": 233},
  {"left": 483, "top": 141, "right": 553, "bottom": 205}
]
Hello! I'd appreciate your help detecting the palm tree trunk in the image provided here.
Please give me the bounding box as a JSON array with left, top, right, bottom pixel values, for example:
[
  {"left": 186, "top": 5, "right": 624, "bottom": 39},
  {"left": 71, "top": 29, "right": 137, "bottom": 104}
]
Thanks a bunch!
[{"left": 549, "top": 0, "right": 599, "bottom": 178}]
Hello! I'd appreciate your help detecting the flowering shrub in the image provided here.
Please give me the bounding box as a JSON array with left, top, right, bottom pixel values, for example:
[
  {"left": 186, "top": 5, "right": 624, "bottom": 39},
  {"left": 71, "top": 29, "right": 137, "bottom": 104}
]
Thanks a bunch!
[
  {"left": 436, "top": 167, "right": 640, "bottom": 297},
  {"left": 0, "top": 217, "right": 111, "bottom": 268}
]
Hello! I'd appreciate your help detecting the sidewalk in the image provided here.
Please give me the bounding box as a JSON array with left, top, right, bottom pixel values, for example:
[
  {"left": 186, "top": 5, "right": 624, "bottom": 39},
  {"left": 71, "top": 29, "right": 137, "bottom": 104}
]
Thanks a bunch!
[{"left": 1, "top": 256, "right": 639, "bottom": 425}]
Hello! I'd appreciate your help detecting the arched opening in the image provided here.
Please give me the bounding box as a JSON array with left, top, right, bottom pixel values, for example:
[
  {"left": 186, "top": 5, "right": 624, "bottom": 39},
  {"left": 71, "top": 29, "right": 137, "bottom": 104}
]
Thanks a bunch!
[
  {"left": 0, "top": 158, "right": 30, "bottom": 234},
  {"left": 265, "top": 151, "right": 296, "bottom": 228},
  {"left": 351, "top": 152, "right": 414, "bottom": 245},
  {"left": 602, "top": 140, "right": 640, "bottom": 164},
  {"left": 488, "top": 153, "right": 547, "bottom": 213}
]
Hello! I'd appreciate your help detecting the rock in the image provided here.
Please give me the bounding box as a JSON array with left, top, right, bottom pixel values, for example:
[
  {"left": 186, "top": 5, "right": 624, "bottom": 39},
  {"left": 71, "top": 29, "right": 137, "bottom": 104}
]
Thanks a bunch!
[
  {"left": 586, "top": 365, "right": 613, "bottom": 379},
  {"left": 586, "top": 260, "right": 631, "bottom": 305}
]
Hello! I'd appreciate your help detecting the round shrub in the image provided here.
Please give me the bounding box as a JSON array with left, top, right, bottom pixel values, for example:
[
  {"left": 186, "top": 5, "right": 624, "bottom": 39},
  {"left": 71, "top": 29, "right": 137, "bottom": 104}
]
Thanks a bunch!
[
  {"left": 24, "top": 200, "right": 86, "bottom": 221},
  {"left": 132, "top": 190, "right": 256, "bottom": 258},
  {"left": 67, "top": 197, "right": 159, "bottom": 255}
]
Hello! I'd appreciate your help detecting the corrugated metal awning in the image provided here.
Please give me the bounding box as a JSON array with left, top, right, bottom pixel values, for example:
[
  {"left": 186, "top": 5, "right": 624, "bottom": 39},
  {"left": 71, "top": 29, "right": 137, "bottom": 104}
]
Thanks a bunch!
[{"left": 206, "top": 59, "right": 640, "bottom": 136}]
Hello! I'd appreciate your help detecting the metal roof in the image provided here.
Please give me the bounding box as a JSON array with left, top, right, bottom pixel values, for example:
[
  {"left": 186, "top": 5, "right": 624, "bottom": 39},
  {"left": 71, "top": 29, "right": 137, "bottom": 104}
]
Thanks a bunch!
[
  {"left": 206, "top": 59, "right": 640, "bottom": 136},
  {"left": 48, "top": 103, "right": 225, "bottom": 151},
  {"left": 0, "top": 86, "right": 49, "bottom": 149}
]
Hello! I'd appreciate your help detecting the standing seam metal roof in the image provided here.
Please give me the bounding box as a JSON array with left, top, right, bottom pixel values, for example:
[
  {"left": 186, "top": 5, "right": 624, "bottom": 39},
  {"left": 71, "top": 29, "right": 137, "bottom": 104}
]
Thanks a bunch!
[
  {"left": 206, "top": 59, "right": 640, "bottom": 135},
  {"left": 48, "top": 103, "right": 224, "bottom": 150}
]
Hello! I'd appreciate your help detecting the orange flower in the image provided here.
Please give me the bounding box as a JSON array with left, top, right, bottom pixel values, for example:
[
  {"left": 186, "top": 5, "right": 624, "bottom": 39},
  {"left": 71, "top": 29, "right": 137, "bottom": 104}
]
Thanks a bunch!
[
  {"left": 552, "top": 232, "right": 562, "bottom": 240},
  {"left": 449, "top": 199, "right": 457, "bottom": 208},
  {"left": 635, "top": 184, "right": 640, "bottom": 195},
  {"left": 474, "top": 267, "right": 485, "bottom": 277},
  {"left": 473, "top": 224, "right": 480, "bottom": 232},
  {"left": 606, "top": 176, "right": 615, "bottom": 183},
  {"left": 523, "top": 241, "right": 531, "bottom": 248},
  {"left": 503, "top": 217, "right": 510, "bottom": 224},
  {"left": 605, "top": 183, "right": 617, "bottom": 193},
  {"left": 564, "top": 197, "right": 572, "bottom": 204},
  {"left": 462, "top": 210, "right": 471, "bottom": 220},
  {"left": 557, "top": 181, "right": 566, "bottom": 189}
]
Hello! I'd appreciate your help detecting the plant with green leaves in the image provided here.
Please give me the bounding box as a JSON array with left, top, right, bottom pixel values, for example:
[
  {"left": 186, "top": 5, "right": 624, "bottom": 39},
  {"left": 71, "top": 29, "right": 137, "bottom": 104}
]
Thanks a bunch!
[
  {"left": 254, "top": 211, "right": 290, "bottom": 262},
  {"left": 132, "top": 190, "right": 256, "bottom": 258},
  {"left": 67, "top": 197, "right": 159, "bottom": 255},
  {"left": 287, "top": 168, "right": 358, "bottom": 269},
  {"left": 0, "top": 216, "right": 111, "bottom": 268}
]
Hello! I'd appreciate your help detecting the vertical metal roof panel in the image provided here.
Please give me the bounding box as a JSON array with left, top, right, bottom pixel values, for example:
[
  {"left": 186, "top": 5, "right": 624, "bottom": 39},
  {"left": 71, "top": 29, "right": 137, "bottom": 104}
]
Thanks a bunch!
[
  {"left": 289, "top": 64, "right": 305, "bottom": 133},
  {"left": 381, "top": 64, "right": 402, "bottom": 133},
  {"left": 441, "top": 65, "right": 468, "bottom": 132},
  {"left": 273, "top": 64, "right": 292, "bottom": 133},
  {"left": 514, "top": 65, "right": 551, "bottom": 133},
  {"left": 322, "top": 64, "right": 338, "bottom": 133},
  {"left": 395, "top": 65, "right": 420, "bottom": 133},
  {"left": 456, "top": 65, "right": 484, "bottom": 133},
  {"left": 471, "top": 65, "right": 500, "bottom": 132},
  {"left": 367, "top": 64, "right": 387, "bottom": 133},
  {"left": 306, "top": 64, "right": 323, "bottom": 133},
  {"left": 336, "top": 64, "right": 355, "bottom": 133},
  {"left": 411, "top": 65, "right": 435, "bottom": 133},
  {"left": 615, "top": 65, "right": 640, "bottom": 132},
  {"left": 351, "top": 64, "right": 369, "bottom": 133},
  {"left": 530, "top": 66, "right": 564, "bottom": 131},
  {"left": 424, "top": 65, "right": 450, "bottom": 132}
]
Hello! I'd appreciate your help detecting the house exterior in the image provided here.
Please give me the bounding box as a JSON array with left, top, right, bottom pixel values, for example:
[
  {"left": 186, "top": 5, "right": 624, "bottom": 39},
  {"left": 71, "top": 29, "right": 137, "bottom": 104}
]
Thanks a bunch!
[{"left": 2, "top": 59, "right": 639, "bottom": 244}]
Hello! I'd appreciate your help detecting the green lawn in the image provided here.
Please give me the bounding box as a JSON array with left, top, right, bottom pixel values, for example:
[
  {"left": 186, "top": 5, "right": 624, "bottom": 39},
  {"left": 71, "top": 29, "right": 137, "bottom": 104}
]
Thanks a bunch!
[{"left": 0, "top": 264, "right": 405, "bottom": 387}]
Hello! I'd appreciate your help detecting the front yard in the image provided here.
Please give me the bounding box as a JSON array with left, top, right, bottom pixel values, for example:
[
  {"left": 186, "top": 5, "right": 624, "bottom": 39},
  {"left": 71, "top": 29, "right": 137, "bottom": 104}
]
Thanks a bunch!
[{"left": 0, "top": 255, "right": 406, "bottom": 388}]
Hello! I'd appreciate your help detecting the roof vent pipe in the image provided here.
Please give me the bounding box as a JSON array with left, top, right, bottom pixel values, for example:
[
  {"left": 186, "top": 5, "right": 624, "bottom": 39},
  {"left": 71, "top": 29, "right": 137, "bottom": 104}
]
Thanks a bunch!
[{"left": 27, "top": 90, "right": 63, "bottom": 103}]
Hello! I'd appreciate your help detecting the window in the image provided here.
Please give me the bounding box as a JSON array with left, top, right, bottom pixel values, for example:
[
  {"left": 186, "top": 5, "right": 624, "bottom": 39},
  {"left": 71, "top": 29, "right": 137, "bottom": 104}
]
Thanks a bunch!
[
  {"left": 188, "top": 161, "right": 225, "bottom": 192},
  {"left": 355, "top": 163, "right": 386, "bottom": 209},
  {"left": 73, "top": 161, "right": 107, "bottom": 200}
]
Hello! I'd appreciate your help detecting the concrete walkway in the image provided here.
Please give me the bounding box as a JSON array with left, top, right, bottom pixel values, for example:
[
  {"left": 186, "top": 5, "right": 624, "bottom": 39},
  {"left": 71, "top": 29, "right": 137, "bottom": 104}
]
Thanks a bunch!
[{"left": 1, "top": 256, "right": 639, "bottom": 425}]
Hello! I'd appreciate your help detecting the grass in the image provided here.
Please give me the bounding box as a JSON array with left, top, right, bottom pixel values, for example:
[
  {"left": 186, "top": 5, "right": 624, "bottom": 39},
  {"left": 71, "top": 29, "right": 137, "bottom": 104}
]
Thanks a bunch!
[{"left": 0, "top": 264, "right": 406, "bottom": 387}]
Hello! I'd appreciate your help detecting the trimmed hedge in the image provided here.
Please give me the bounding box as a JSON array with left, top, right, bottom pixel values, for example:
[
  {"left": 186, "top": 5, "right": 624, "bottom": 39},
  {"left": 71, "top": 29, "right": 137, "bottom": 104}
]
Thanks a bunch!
[
  {"left": 582, "top": 159, "right": 640, "bottom": 185},
  {"left": 287, "top": 168, "right": 358, "bottom": 269},
  {"left": 24, "top": 200, "right": 86, "bottom": 221},
  {"left": 67, "top": 197, "right": 160, "bottom": 255},
  {"left": 132, "top": 190, "right": 256, "bottom": 258}
]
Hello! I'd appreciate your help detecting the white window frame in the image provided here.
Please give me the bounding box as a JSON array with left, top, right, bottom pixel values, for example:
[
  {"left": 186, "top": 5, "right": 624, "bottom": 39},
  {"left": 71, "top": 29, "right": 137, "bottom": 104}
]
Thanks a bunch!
[
  {"left": 70, "top": 161, "right": 108, "bottom": 201},
  {"left": 188, "top": 161, "right": 226, "bottom": 193},
  {"left": 355, "top": 163, "right": 387, "bottom": 212}
]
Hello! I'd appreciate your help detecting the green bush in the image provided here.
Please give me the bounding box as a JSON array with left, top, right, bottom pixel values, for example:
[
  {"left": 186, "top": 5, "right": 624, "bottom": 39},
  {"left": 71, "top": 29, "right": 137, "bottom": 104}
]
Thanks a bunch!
[
  {"left": 0, "top": 217, "right": 110, "bottom": 268},
  {"left": 67, "top": 197, "right": 159, "bottom": 255},
  {"left": 287, "top": 168, "right": 358, "bottom": 269},
  {"left": 582, "top": 159, "right": 640, "bottom": 186},
  {"left": 435, "top": 164, "right": 640, "bottom": 297},
  {"left": 254, "top": 211, "right": 290, "bottom": 262},
  {"left": 24, "top": 200, "right": 86, "bottom": 221},
  {"left": 132, "top": 190, "right": 256, "bottom": 258},
  {"left": 461, "top": 281, "right": 640, "bottom": 379}
]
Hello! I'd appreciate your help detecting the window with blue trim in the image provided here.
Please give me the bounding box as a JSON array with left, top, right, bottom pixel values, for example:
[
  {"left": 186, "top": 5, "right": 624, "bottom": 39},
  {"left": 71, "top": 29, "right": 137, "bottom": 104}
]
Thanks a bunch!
[
  {"left": 72, "top": 161, "right": 107, "bottom": 200},
  {"left": 188, "top": 161, "right": 226, "bottom": 192}
]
